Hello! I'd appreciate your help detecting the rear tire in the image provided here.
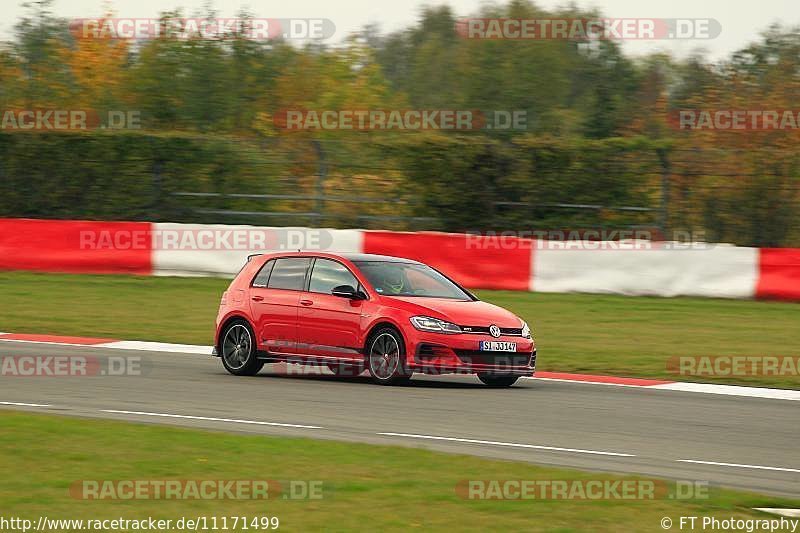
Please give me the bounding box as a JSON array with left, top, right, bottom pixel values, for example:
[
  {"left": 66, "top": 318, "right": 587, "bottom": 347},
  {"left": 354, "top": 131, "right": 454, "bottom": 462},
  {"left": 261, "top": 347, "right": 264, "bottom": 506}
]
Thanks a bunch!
[
  {"left": 366, "top": 327, "right": 412, "bottom": 385},
  {"left": 477, "top": 374, "right": 520, "bottom": 387},
  {"left": 220, "top": 319, "right": 263, "bottom": 376}
]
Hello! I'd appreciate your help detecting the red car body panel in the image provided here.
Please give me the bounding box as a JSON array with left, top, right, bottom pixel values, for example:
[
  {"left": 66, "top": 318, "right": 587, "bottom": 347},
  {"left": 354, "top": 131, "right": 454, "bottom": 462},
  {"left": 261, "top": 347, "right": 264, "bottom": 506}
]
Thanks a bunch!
[{"left": 215, "top": 252, "right": 536, "bottom": 376}]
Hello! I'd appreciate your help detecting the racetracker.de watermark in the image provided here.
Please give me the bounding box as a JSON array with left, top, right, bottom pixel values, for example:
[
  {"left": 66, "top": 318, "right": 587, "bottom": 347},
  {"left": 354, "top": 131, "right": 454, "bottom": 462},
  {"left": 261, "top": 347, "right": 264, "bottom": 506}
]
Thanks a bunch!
[
  {"left": 666, "top": 356, "right": 800, "bottom": 377},
  {"left": 0, "top": 355, "right": 146, "bottom": 377},
  {"left": 463, "top": 229, "right": 712, "bottom": 251},
  {"left": 69, "top": 479, "right": 324, "bottom": 500},
  {"left": 0, "top": 109, "right": 141, "bottom": 132},
  {"left": 273, "top": 109, "right": 527, "bottom": 131},
  {"left": 670, "top": 109, "right": 800, "bottom": 131},
  {"left": 78, "top": 228, "right": 334, "bottom": 251},
  {"left": 456, "top": 18, "right": 721, "bottom": 40},
  {"left": 69, "top": 18, "right": 335, "bottom": 40},
  {"left": 457, "top": 479, "right": 709, "bottom": 500}
]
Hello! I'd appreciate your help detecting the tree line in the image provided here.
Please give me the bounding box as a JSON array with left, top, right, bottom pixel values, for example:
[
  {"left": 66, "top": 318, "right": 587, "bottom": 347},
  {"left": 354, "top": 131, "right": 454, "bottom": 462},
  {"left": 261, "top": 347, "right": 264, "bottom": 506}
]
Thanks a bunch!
[{"left": 0, "top": 0, "right": 798, "bottom": 246}]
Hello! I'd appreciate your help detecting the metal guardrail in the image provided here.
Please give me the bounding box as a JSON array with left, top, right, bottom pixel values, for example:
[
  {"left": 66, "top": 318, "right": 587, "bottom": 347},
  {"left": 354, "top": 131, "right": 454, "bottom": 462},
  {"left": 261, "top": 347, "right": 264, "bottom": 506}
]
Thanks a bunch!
[
  {"left": 173, "top": 191, "right": 657, "bottom": 231},
  {"left": 173, "top": 192, "right": 412, "bottom": 205},
  {"left": 172, "top": 191, "right": 440, "bottom": 229},
  {"left": 494, "top": 201, "right": 656, "bottom": 212}
]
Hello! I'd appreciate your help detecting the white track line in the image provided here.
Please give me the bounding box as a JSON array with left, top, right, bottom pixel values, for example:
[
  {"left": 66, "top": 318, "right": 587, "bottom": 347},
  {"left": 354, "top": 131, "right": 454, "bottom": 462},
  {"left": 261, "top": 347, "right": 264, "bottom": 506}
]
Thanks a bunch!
[
  {"left": 100, "top": 409, "right": 322, "bottom": 429},
  {"left": 0, "top": 401, "right": 52, "bottom": 407},
  {"left": 377, "top": 432, "right": 635, "bottom": 457},
  {"left": 677, "top": 459, "right": 800, "bottom": 473},
  {"left": 753, "top": 509, "right": 800, "bottom": 518},
  {"left": 652, "top": 382, "right": 800, "bottom": 401},
  {"left": 95, "top": 341, "right": 211, "bottom": 354}
]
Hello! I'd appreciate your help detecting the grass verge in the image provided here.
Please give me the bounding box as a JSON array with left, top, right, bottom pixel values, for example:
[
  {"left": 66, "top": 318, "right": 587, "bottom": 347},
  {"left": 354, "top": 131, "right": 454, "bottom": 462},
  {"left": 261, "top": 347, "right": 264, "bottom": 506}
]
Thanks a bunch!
[
  {"left": 1, "top": 411, "right": 797, "bottom": 532},
  {"left": 0, "top": 271, "right": 798, "bottom": 388}
]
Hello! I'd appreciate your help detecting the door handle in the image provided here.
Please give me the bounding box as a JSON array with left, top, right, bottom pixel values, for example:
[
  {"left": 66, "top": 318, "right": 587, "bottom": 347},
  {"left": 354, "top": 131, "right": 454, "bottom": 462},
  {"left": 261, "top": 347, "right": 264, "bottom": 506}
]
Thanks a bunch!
[
  {"left": 300, "top": 299, "right": 313, "bottom": 306},
  {"left": 251, "top": 295, "right": 264, "bottom": 302}
]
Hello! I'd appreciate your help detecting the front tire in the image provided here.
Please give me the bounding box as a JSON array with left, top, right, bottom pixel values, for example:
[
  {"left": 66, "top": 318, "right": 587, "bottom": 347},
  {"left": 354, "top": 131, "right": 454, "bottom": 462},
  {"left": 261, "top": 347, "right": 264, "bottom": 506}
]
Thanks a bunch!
[
  {"left": 366, "top": 327, "right": 411, "bottom": 385},
  {"left": 477, "top": 374, "right": 520, "bottom": 387},
  {"left": 220, "top": 320, "right": 263, "bottom": 376}
]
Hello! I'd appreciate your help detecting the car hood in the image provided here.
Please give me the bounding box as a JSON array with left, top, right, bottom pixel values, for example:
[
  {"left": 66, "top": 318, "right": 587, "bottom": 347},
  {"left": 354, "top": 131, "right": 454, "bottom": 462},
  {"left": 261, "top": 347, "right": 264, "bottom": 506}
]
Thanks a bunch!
[{"left": 386, "top": 296, "right": 522, "bottom": 327}]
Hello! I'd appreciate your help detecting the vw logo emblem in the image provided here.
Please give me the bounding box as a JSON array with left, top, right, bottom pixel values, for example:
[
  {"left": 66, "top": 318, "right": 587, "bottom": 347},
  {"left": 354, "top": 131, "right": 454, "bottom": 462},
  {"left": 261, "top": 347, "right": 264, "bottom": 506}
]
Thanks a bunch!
[{"left": 489, "top": 325, "right": 501, "bottom": 338}]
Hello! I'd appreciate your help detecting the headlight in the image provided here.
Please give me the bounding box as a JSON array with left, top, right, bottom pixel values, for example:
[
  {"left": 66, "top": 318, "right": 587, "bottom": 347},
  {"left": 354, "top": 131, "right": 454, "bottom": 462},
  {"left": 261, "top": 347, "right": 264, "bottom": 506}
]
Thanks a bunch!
[
  {"left": 521, "top": 321, "right": 531, "bottom": 339},
  {"left": 410, "top": 316, "right": 462, "bottom": 334}
]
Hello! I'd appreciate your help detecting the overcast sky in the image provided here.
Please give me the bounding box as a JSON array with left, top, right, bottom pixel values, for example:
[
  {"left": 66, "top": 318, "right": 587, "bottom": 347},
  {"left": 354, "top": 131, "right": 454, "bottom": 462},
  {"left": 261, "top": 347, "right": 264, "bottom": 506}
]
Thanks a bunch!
[{"left": 2, "top": 0, "right": 798, "bottom": 60}]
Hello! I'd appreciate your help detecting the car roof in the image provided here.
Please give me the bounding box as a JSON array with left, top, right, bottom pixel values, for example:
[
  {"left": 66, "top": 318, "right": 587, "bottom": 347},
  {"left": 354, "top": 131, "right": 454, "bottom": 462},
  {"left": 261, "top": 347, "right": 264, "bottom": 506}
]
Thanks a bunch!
[
  {"left": 256, "top": 251, "right": 422, "bottom": 264},
  {"left": 337, "top": 252, "right": 421, "bottom": 264}
]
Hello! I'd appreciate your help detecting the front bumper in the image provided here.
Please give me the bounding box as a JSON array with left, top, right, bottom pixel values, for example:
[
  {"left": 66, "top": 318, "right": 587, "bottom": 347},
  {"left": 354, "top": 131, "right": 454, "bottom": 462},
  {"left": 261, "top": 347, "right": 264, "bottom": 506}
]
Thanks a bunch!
[{"left": 407, "top": 332, "right": 536, "bottom": 376}]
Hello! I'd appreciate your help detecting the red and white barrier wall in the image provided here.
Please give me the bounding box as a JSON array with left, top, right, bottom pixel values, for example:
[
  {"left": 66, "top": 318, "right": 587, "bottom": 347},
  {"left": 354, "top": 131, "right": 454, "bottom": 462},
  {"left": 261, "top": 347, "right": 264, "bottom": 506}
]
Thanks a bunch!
[
  {"left": 151, "top": 223, "right": 364, "bottom": 277},
  {"left": 1, "top": 218, "right": 798, "bottom": 301},
  {"left": 532, "top": 246, "right": 759, "bottom": 299},
  {"left": 0, "top": 218, "right": 151, "bottom": 275}
]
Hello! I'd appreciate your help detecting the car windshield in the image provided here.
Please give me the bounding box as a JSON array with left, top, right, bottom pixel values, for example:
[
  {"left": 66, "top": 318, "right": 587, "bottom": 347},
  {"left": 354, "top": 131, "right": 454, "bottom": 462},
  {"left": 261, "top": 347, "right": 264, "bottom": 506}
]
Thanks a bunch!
[{"left": 354, "top": 261, "right": 473, "bottom": 300}]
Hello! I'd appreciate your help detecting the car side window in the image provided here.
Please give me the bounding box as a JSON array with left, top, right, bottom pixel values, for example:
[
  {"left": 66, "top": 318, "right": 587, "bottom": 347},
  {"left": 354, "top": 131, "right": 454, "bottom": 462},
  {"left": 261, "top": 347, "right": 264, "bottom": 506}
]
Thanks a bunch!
[
  {"left": 309, "top": 258, "right": 358, "bottom": 294},
  {"left": 267, "top": 258, "right": 310, "bottom": 291},
  {"left": 251, "top": 259, "right": 275, "bottom": 288}
]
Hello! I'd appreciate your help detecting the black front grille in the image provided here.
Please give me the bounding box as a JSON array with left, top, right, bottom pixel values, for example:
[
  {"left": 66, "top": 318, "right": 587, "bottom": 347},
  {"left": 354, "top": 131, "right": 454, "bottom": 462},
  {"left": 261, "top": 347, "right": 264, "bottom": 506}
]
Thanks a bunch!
[
  {"left": 459, "top": 325, "right": 523, "bottom": 336},
  {"left": 454, "top": 349, "right": 533, "bottom": 367},
  {"left": 417, "top": 344, "right": 436, "bottom": 357},
  {"left": 416, "top": 343, "right": 443, "bottom": 360}
]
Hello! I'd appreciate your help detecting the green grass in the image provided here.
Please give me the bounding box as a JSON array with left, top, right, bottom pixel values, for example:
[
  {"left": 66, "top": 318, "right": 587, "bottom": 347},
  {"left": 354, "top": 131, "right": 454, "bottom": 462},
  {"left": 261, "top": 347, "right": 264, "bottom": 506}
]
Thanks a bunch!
[
  {"left": 1, "top": 411, "right": 797, "bottom": 532},
  {"left": 0, "top": 271, "right": 798, "bottom": 388},
  {"left": 0, "top": 271, "right": 224, "bottom": 345},
  {"left": 479, "top": 290, "right": 800, "bottom": 389}
]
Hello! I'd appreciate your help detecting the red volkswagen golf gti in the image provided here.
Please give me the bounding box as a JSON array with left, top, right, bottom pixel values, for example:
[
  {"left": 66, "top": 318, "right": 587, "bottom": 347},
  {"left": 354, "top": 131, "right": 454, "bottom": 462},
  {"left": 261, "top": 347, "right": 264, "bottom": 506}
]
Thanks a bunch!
[{"left": 213, "top": 252, "right": 536, "bottom": 386}]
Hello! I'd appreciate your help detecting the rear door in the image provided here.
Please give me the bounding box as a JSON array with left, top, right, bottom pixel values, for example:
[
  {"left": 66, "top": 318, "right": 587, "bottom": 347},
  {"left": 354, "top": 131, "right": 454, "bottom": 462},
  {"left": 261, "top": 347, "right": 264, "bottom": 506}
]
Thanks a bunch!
[
  {"left": 296, "top": 258, "right": 365, "bottom": 360},
  {"left": 248, "top": 257, "right": 311, "bottom": 354}
]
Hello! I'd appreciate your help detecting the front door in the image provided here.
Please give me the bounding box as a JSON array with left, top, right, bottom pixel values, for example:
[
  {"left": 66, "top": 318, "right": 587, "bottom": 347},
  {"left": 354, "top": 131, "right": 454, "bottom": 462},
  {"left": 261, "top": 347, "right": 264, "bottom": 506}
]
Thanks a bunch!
[{"left": 296, "top": 258, "right": 364, "bottom": 360}]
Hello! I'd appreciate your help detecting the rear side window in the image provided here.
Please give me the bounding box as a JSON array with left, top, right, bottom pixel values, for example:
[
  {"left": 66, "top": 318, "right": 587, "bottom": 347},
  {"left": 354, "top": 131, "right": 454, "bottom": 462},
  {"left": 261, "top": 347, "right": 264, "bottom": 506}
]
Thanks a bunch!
[
  {"left": 267, "top": 258, "right": 310, "bottom": 290},
  {"left": 251, "top": 260, "right": 275, "bottom": 287},
  {"left": 309, "top": 258, "right": 359, "bottom": 294}
]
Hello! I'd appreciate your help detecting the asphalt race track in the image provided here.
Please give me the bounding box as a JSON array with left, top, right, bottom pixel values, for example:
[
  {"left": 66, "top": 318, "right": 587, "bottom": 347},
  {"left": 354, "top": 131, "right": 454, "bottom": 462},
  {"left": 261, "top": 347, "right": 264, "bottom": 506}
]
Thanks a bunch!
[{"left": 1, "top": 341, "right": 798, "bottom": 498}]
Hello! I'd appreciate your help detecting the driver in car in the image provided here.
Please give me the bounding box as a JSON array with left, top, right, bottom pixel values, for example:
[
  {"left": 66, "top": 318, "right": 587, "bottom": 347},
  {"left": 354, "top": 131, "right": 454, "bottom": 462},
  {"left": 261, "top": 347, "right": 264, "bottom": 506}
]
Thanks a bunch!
[{"left": 379, "top": 267, "right": 406, "bottom": 295}]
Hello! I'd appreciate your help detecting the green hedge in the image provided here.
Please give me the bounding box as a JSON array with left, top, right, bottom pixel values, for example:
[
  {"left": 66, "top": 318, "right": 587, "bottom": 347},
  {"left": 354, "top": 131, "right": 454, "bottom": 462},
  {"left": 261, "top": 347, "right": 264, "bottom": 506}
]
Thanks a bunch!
[
  {"left": 0, "top": 132, "right": 282, "bottom": 222},
  {"left": 1, "top": 131, "right": 797, "bottom": 247}
]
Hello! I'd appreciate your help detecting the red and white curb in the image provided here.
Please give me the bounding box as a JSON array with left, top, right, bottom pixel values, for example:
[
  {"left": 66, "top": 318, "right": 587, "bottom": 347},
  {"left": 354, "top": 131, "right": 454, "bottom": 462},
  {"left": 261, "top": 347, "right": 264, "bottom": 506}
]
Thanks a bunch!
[
  {"left": 532, "top": 371, "right": 800, "bottom": 401},
  {"left": 0, "top": 333, "right": 209, "bottom": 354},
  {"left": 1, "top": 333, "right": 798, "bottom": 401}
]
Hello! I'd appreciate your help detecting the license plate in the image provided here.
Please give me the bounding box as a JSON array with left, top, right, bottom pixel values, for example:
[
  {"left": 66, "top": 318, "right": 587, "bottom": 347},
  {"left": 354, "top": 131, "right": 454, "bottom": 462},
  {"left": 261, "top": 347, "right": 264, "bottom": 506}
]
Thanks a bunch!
[{"left": 479, "top": 341, "right": 517, "bottom": 352}]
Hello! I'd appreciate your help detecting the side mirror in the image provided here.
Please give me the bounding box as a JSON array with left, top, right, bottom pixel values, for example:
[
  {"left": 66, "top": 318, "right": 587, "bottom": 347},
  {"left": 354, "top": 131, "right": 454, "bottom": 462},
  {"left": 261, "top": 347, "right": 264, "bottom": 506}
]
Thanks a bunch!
[{"left": 331, "top": 285, "right": 361, "bottom": 299}]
